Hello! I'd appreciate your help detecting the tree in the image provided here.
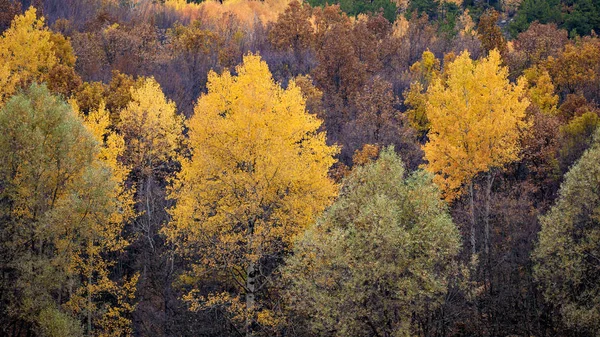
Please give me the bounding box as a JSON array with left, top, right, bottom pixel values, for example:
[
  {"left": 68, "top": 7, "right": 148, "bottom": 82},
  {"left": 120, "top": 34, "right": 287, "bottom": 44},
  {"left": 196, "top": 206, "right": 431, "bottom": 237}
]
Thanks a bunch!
[
  {"left": 545, "top": 38, "right": 600, "bottom": 101},
  {"left": 165, "top": 20, "right": 222, "bottom": 115},
  {"left": 0, "top": 6, "right": 82, "bottom": 103},
  {"left": 508, "top": 0, "right": 562, "bottom": 36},
  {"left": 406, "top": 0, "right": 439, "bottom": 19},
  {"left": 0, "top": 7, "right": 56, "bottom": 103},
  {"left": 164, "top": 54, "right": 338, "bottom": 336},
  {"left": 308, "top": 0, "right": 398, "bottom": 22},
  {"left": 562, "top": 0, "right": 600, "bottom": 36},
  {"left": 423, "top": 49, "right": 529, "bottom": 259},
  {"left": 554, "top": 94, "right": 600, "bottom": 173},
  {"left": 523, "top": 66, "right": 559, "bottom": 115},
  {"left": 283, "top": 147, "right": 461, "bottom": 337},
  {"left": 404, "top": 50, "right": 442, "bottom": 139},
  {"left": 312, "top": 5, "right": 366, "bottom": 117},
  {"left": 477, "top": 10, "right": 507, "bottom": 56},
  {"left": 0, "top": 0, "right": 21, "bottom": 33},
  {"left": 118, "top": 77, "right": 184, "bottom": 178},
  {"left": 534, "top": 128, "right": 600, "bottom": 335},
  {"left": 558, "top": 109, "right": 600, "bottom": 174},
  {"left": 507, "top": 22, "right": 568, "bottom": 75},
  {"left": 114, "top": 76, "right": 185, "bottom": 336},
  {"left": 292, "top": 74, "right": 325, "bottom": 119},
  {"left": 348, "top": 76, "right": 422, "bottom": 169},
  {"left": 268, "top": 0, "right": 314, "bottom": 70},
  {"left": 0, "top": 84, "right": 136, "bottom": 337}
]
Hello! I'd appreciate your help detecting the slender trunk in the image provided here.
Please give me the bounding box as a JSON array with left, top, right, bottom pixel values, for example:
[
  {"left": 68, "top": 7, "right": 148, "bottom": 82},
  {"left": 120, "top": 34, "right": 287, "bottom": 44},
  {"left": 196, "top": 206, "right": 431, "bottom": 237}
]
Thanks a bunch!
[
  {"left": 469, "top": 180, "right": 480, "bottom": 319},
  {"left": 88, "top": 270, "right": 92, "bottom": 336},
  {"left": 246, "top": 219, "right": 256, "bottom": 337},
  {"left": 484, "top": 170, "right": 495, "bottom": 321},
  {"left": 484, "top": 171, "right": 494, "bottom": 264},
  {"left": 469, "top": 181, "right": 476, "bottom": 258},
  {"left": 88, "top": 241, "right": 93, "bottom": 337},
  {"left": 246, "top": 261, "right": 256, "bottom": 337}
]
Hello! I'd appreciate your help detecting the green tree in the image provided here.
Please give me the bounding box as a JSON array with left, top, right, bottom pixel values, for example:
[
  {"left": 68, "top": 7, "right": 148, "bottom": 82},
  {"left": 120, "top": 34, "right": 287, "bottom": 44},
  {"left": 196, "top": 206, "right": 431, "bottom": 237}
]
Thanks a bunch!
[
  {"left": 283, "top": 147, "right": 461, "bottom": 337},
  {"left": 534, "top": 128, "right": 600, "bottom": 335},
  {"left": 0, "top": 84, "right": 136, "bottom": 337},
  {"left": 509, "top": 0, "right": 562, "bottom": 36},
  {"left": 308, "top": 0, "right": 398, "bottom": 22},
  {"left": 562, "top": 0, "right": 600, "bottom": 36}
]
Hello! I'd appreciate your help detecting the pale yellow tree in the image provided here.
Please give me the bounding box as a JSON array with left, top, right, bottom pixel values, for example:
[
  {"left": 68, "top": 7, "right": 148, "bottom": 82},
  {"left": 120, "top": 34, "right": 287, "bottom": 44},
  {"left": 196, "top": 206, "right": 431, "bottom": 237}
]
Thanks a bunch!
[
  {"left": 423, "top": 49, "right": 529, "bottom": 258},
  {"left": 456, "top": 9, "right": 476, "bottom": 37},
  {"left": 404, "top": 50, "right": 441, "bottom": 138},
  {"left": 165, "top": 54, "right": 338, "bottom": 336},
  {"left": 117, "top": 77, "right": 183, "bottom": 261},
  {"left": 118, "top": 77, "right": 184, "bottom": 177},
  {"left": 0, "top": 7, "right": 56, "bottom": 103}
]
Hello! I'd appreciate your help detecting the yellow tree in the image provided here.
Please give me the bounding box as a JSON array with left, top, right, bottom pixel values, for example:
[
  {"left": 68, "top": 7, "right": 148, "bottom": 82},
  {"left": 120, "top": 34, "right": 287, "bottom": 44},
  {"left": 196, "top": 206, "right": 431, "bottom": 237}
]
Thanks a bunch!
[
  {"left": 117, "top": 77, "right": 184, "bottom": 286},
  {"left": 118, "top": 77, "right": 184, "bottom": 177},
  {"left": 70, "top": 100, "right": 137, "bottom": 337},
  {"left": 0, "top": 7, "right": 80, "bottom": 104},
  {"left": 423, "top": 49, "right": 529, "bottom": 259},
  {"left": 404, "top": 50, "right": 441, "bottom": 139},
  {"left": 522, "top": 66, "right": 559, "bottom": 116},
  {"left": 165, "top": 54, "right": 338, "bottom": 336},
  {"left": 0, "top": 7, "right": 56, "bottom": 103}
]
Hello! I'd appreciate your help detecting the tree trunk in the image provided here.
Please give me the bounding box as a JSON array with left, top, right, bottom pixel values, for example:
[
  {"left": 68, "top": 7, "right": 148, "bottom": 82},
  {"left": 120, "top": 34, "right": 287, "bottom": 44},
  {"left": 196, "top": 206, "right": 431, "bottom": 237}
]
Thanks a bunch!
[
  {"left": 469, "top": 181, "right": 476, "bottom": 258},
  {"left": 88, "top": 253, "right": 93, "bottom": 337},
  {"left": 246, "top": 219, "right": 256, "bottom": 337},
  {"left": 484, "top": 171, "right": 495, "bottom": 273},
  {"left": 246, "top": 261, "right": 256, "bottom": 337}
]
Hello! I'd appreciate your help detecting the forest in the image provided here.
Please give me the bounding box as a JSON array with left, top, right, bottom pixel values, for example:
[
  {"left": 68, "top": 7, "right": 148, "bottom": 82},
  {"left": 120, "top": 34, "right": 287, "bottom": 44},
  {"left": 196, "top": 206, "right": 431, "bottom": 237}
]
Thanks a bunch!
[{"left": 0, "top": 0, "right": 600, "bottom": 336}]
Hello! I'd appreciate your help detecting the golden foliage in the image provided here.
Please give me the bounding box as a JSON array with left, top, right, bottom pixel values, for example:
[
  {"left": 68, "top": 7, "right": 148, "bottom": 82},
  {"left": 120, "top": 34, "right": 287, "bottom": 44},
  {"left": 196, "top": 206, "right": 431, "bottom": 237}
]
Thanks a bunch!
[
  {"left": 523, "top": 66, "right": 559, "bottom": 115},
  {"left": 0, "top": 6, "right": 81, "bottom": 102},
  {"left": 404, "top": 82, "right": 429, "bottom": 135},
  {"left": 118, "top": 77, "right": 184, "bottom": 176},
  {"left": 404, "top": 51, "right": 441, "bottom": 136},
  {"left": 167, "top": 53, "right": 337, "bottom": 260},
  {"left": 165, "top": 54, "right": 338, "bottom": 329},
  {"left": 0, "top": 7, "right": 56, "bottom": 103},
  {"left": 423, "top": 50, "right": 530, "bottom": 200},
  {"left": 352, "top": 143, "right": 381, "bottom": 166}
]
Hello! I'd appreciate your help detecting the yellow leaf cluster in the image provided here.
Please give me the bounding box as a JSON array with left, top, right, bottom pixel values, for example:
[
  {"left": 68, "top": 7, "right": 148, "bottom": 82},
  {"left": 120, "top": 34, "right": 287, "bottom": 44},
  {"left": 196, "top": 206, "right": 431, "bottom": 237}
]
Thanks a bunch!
[
  {"left": 523, "top": 66, "right": 559, "bottom": 115},
  {"left": 423, "top": 50, "right": 530, "bottom": 200},
  {"left": 119, "top": 77, "right": 184, "bottom": 176},
  {"left": 0, "top": 7, "right": 56, "bottom": 103},
  {"left": 166, "top": 53, "right": 338, "bottom": 271}
]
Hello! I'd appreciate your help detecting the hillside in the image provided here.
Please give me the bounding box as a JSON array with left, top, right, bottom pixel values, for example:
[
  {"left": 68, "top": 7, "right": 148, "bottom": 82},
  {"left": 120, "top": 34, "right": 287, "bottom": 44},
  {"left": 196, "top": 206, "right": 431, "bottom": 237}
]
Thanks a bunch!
[{"left": 1, "top": 0, "right": 600, "bottom": 336}]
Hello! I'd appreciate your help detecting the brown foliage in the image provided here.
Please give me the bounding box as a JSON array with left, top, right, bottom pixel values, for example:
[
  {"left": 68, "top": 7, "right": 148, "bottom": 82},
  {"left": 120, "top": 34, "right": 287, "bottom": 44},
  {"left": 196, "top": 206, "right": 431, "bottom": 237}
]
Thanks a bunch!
[
  {"left": 545, "top": 37, "right": 600, "bottom": 99},
  {"left": 477, "top": 9, "right": 507, "bottom": 56},
  {"left": 0, "top": 0, "right": 21, "bottom": 32},
  {"left": 346, "top": 77, "right": 421, "bottom": 168},
  {"left": 507, "top": 22, "right": 568, "bottom": 76},
  {"left": 268, "top": 0, "right": 313, "bottom": 55}
]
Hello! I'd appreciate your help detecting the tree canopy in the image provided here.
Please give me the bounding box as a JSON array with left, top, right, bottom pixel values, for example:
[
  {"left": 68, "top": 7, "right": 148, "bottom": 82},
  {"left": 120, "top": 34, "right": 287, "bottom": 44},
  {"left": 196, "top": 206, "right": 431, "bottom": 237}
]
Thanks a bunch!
[
  {"left": 283, "top": 147, "right": 461, "bottom": 336},
  {"left": 164, "top": 53, "right": 338, "bottom": 334}
]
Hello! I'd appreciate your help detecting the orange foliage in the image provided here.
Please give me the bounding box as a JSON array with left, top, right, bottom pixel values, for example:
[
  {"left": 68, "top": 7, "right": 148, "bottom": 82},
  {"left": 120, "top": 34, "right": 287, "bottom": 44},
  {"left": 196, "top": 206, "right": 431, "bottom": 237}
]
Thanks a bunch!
[{"left": 165, "top": 0, "right": 293, "bottom": 27}]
